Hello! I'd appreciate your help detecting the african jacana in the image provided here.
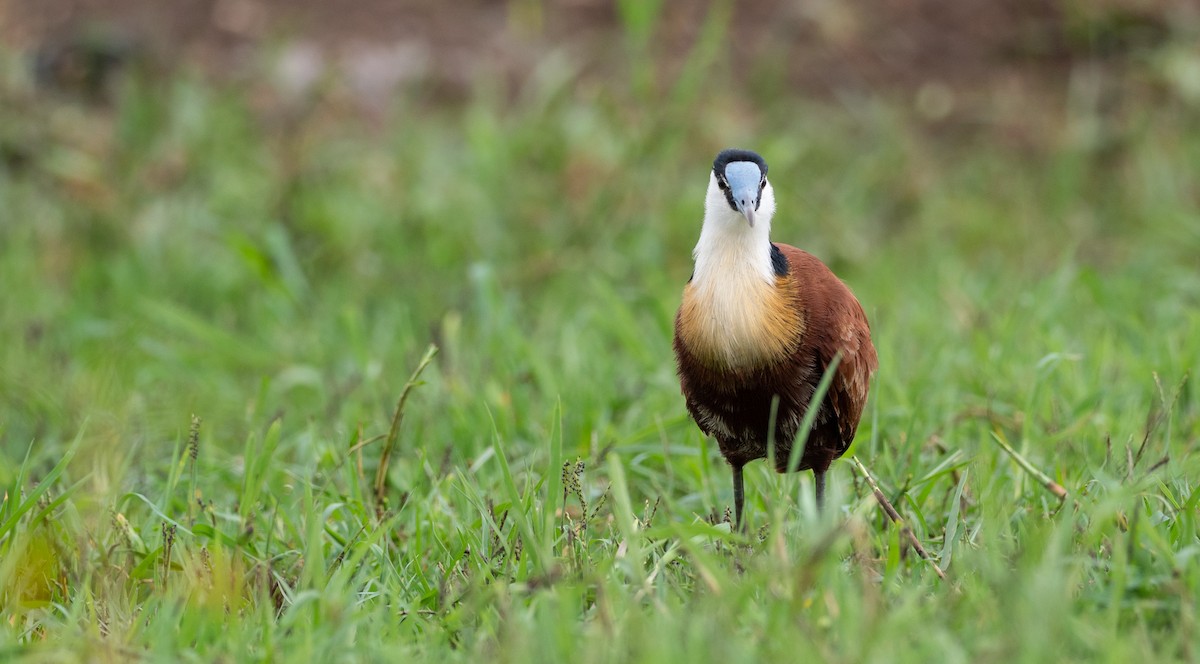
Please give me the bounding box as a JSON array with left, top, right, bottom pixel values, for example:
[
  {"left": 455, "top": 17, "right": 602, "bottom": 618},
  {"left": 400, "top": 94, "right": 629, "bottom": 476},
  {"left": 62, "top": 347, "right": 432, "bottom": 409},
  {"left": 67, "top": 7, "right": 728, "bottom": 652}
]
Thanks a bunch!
[{"left": 673, "top": 149, "right": 878, "bottom": 529}]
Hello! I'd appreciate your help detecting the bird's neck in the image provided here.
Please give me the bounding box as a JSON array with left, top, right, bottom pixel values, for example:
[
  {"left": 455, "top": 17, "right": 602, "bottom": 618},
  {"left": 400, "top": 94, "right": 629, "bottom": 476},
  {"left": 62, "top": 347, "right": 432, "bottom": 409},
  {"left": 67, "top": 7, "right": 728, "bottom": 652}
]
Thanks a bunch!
[
  {"left": 680, "top": 211, "right": 796, "bottom": 369},
  {"left": 691, "top": 211, "right": 775, "bottom": 288}
]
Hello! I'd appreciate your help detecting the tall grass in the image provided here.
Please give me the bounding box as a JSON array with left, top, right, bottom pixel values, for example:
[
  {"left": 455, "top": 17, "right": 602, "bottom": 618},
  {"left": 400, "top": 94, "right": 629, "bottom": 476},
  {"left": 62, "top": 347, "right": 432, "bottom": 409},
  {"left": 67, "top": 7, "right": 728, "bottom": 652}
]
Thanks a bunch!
[{"left": 0, "top": 28, "right": 1198, "bottom": 662}]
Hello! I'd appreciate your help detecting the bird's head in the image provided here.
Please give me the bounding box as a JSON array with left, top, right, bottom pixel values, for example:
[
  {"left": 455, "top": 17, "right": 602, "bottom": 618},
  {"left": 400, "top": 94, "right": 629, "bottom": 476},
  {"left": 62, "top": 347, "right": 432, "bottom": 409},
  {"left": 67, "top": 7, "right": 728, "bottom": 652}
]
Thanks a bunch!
[{"left": 706, "top": 148, "right": 775, "bottom": 230}]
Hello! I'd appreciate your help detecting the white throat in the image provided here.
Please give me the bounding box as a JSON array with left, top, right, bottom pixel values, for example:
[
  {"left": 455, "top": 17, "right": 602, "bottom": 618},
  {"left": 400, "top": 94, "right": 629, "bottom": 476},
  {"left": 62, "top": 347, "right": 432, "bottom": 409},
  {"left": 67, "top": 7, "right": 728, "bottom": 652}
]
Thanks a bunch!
[{"left": 691, "top": 174, "right": 777, "bottom": 288}]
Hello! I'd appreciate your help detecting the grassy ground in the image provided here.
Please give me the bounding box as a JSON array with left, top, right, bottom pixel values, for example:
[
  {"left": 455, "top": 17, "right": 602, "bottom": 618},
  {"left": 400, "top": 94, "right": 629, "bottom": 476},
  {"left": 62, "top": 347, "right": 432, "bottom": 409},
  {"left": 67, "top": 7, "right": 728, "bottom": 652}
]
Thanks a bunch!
[{"left": 1, "top": 36, "right": 1199, "bottom": 662}]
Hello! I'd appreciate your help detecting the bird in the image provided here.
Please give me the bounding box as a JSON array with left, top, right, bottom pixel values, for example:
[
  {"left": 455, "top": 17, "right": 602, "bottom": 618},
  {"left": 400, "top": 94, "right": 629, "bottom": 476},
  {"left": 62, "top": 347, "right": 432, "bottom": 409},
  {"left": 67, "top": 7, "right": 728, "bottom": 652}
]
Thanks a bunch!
[{"left": 673, "top": 148, "right": 878, "bottom": 529}]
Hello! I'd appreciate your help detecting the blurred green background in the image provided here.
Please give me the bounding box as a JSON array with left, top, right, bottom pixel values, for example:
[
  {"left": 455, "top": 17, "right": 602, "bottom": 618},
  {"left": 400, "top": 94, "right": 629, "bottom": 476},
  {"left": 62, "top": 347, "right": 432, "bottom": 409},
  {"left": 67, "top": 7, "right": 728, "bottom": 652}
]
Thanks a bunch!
[{"left": 1, "top": 1, "right": 1199, "bottom": 661}]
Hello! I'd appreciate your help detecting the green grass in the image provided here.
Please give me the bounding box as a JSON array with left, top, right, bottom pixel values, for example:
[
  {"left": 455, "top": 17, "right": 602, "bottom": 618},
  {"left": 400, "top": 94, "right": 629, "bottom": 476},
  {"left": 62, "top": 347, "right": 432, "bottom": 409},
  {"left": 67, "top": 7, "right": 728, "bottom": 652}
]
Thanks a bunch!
[{"left": 1, "top": 36, "right": 1199, "bottom": 662}]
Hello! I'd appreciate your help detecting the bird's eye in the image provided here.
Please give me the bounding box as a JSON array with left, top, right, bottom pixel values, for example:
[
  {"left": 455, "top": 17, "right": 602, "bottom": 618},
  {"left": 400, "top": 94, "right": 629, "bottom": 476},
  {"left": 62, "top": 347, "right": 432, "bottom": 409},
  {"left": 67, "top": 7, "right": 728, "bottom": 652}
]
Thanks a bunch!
[{"left": 718, "top": 178, "right": 729, "bottom": 191}]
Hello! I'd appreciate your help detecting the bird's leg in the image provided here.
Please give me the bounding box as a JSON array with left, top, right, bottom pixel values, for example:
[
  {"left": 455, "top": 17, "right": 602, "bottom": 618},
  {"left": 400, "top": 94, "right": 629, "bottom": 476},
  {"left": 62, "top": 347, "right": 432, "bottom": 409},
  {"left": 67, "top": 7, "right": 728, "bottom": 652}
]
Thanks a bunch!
[
  {"left": 732, "top": 464, "right": 745, "bottom": 531},
  {"left": 814, "top": 469, "right": 827, "bottom": 513}
]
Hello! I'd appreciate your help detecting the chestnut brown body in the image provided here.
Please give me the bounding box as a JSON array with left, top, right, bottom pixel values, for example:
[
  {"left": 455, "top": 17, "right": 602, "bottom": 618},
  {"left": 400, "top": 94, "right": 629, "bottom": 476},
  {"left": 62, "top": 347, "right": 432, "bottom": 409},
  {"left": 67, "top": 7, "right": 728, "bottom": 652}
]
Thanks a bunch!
[{"left": 673, "top": 242, "right": 876, "bottom": 522}]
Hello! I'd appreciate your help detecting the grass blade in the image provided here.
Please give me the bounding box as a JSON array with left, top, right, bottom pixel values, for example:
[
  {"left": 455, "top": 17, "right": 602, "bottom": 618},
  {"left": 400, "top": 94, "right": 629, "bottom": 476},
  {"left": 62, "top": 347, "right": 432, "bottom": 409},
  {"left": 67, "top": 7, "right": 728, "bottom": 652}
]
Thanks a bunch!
[
  {"left": 374, "top": 344, "right": 439, "bottom": 513},
  {"left": 991, "top": 429, "right": 1068, "bottom": 501}
]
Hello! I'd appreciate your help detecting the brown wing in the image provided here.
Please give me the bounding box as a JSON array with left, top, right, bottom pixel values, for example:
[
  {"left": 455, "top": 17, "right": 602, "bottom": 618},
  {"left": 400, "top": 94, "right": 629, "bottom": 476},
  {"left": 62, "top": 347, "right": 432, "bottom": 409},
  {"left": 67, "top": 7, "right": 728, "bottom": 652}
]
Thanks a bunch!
[{"left": 776, "top": 244, "right": 878, "bottom": 451}]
